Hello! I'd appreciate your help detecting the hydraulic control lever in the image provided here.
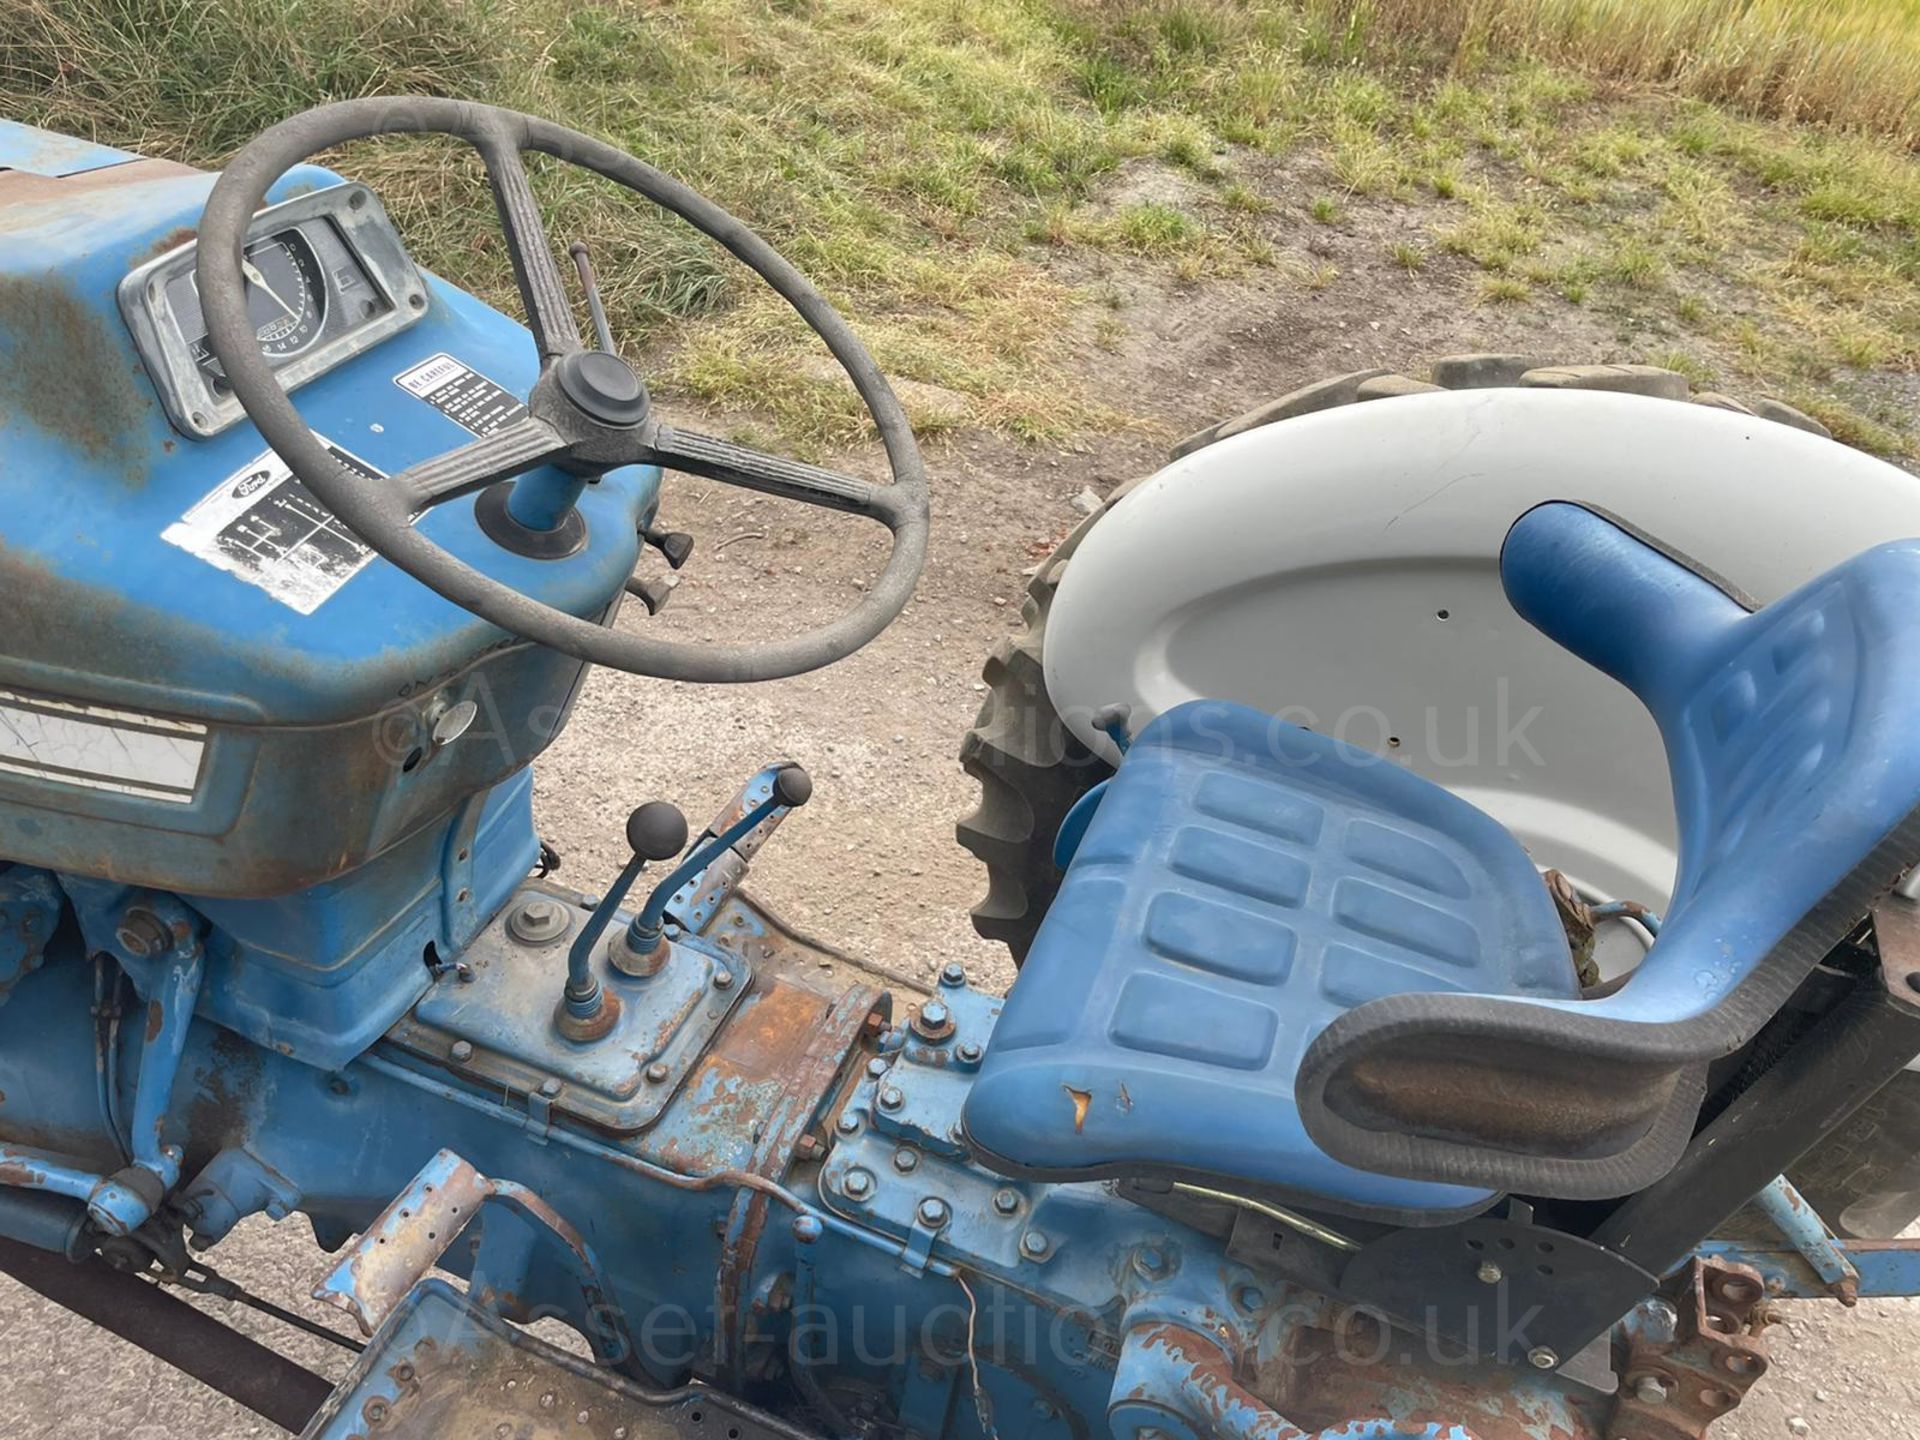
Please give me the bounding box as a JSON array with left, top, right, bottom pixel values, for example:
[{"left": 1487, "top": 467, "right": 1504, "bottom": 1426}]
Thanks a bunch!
[
  {"left": 554, "top": 801, "right": 689, "bottom": 1043},
  {"left": 618, "top": 764, "right": 812, "bottom": 973}
]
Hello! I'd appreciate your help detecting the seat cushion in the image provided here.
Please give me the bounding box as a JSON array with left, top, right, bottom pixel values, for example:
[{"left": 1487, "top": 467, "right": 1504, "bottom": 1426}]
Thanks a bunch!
[{"left": 962, "top": 699, "right": 1577, "bottom": 1222}]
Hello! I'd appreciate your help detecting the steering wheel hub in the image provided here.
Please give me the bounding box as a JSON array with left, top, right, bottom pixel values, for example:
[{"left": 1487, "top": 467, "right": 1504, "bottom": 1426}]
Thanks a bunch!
[{"left": 553, "top": 349, "right": 650, "bottom": 428}]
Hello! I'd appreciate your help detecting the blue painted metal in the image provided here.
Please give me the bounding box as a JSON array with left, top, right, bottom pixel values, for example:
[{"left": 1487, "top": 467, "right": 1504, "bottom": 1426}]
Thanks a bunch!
[
  {"left": 1750, "top": 1175, "right": 1860, "bottom": 1301},
  {"left": 0, "top": 119, "right": 138, "bottom": 176},
  {"left": 1695, "top": 1237, "right": 1920, "bottom": 1300},
  {"left": 0, "top": 868, "right": 62, "bottom": 1005},
  {"left": 967, "top": 698, "right": 1575, "bottom": 1216},
  {"left": 4, "top": 119, "right": 1919, "bottom": 1440},
  {"left": 1052, "top": 779, "right": 1108, "bottom": 869}
]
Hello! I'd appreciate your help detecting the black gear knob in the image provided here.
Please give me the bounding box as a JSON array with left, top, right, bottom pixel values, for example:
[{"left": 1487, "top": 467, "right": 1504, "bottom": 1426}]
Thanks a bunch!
[
  {"left": 626, "top": 801, "right": 690, "bottom": 862},
  {"left": 772, "top": 765, "right": 812, "bottom": 809}
]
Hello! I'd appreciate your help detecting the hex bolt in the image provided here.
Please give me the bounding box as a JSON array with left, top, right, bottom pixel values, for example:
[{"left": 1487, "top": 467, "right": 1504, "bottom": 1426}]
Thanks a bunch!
[
  {"left": 893, "top": 1147, "right": 920, "bottom": 1174},
  {"left": 866, "top": 1058, "right": 889, "bottom": 1078},
  {"left": 1133, "top": 1246, "right": 1172, "bottom": 1281},
  {"left": 958, "top": 1042, "right": 983, "bottom": 1064},
  {"left": 912, "top": 1000, "right": 955, "bottom": 1042},
  {"left": 917, "top": 1197, "right": 951, "bottom": 1228},
  {"left": 1020, "top": 1230, "right": 1050, "bottom": 1259},
  {"left": 712, "top": 968, "right": 735, "bottom": 990},
  {"left": 879, "top": 1086, "right": 905, "bottom": 1111},
  {"left": 1527, "top": 1347, "right": 1559, "bottom": 1371},
  {"left": 794, "top": 1135, "right": 825, "bottom": 1162},
  {"left": 506, "top": 896, "right": 571, "bottom": 946},
  {"left": 449, "top": 1040, "right": 474, "bottom": 1063},
  {"left": 539, "top": 1078, "right": 563, "bottom": 1098},
  {"left": 940, "top": 962, "right": 967, "bottom": 988},
  {"left": 1634, "top": 1375, "right": 1671, "bottom": 1405},
  {"left": 992, "top": 1189, "right": 1022, "bottom": 1216},
  {"left": 1477, "top": 1262, "right": 1503, "bottom": 1285},
  {"left": 842, "top": 1169, "right": 875, "bottom": 1201},
  {"left": 645, "top": 1061, "right": 671, "bottom": 1083},
  {"left": 836, "top": 1111, "right": 861, "bottom": 1135}
]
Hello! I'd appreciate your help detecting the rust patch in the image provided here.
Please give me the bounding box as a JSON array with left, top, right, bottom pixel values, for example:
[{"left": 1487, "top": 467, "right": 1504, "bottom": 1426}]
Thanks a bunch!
[
  {"left": 0, "top": 1161, "right": 45, "bottom": 1186},
  {"left": 145, "top": 998, "right": 165, "bottom": 1043},
  {"left": 0, "top": 273, "right": 153, "bottom": 480},
  {"left": 1064, "top": 1085, "right": 1092, "bottom": 1134},
  {"left": 149, "top": 225, "right": 196, "bottom": 259}
]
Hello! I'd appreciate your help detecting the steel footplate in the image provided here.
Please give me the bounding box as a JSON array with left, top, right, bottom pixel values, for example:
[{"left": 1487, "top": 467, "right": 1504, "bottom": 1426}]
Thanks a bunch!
[{"left": 301, "top": 1277, "right": 815, "bottom": 1440}]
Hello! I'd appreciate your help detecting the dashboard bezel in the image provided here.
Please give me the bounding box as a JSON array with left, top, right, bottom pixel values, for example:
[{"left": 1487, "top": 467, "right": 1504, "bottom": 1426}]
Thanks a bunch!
[{"left": 119, "top": 181, "right": 428, "bottom": 440}]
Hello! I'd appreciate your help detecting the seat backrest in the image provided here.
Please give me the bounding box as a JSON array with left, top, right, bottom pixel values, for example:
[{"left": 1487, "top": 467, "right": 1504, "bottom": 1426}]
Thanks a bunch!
[{"left": 1296, "top": 502, "right": 1920, "bottom": 1200}]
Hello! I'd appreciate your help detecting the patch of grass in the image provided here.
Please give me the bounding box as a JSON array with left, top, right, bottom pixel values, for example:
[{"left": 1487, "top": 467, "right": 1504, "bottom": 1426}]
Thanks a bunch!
[
  {"left": 1477, "top": 274, "right": 1532, "bottom": 303},
  {"left": 1318, "top": 0, "right": 1920, "bottom": 146},
  {"left": 9, "top": 0, "right": 1920, "bottom": 461},
  {"left": 1648, "top": 347, "right": 1715, "bottom": 386},
  {"left": 1605, "top": 237, "right": 1667, "bottom": 289},
  {"left": 1782, "top": 391, "right": 1913, "bottom": 456}
]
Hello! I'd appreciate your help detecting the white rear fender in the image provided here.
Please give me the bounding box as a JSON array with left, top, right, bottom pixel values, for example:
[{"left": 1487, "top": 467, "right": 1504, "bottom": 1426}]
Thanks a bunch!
[{"left": 1045, "top": 387, "right": 1920, "bottom": 913}]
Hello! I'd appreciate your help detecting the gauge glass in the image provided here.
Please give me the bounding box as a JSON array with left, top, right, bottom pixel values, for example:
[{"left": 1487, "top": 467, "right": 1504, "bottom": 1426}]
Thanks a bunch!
[{"left": 243, "top": 229, "right": 326, "bottom": 358}]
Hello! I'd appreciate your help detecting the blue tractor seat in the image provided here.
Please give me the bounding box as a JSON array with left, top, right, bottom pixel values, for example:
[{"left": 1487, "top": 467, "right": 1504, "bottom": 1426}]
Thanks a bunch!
[{"left": 963, "top": 503, "right": 1920, "bottom": 1217}]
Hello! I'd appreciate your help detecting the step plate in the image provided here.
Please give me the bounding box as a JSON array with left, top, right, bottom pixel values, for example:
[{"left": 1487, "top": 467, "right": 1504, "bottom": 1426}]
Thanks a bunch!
[{"left": 302, "top": 1278, "right": 812, "bottom": 1440}]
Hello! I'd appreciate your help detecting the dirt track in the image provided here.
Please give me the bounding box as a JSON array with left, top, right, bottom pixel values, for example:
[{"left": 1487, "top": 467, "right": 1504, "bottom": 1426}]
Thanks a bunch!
[{"left": 5, "top": 169, "right": 1920, "bottom": 1437}]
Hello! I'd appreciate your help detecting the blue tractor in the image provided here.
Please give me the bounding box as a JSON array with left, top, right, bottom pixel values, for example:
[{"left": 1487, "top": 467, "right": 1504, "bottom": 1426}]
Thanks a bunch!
[{"left": 3, "top": 97, "right": 1920, "bottom": 1440}]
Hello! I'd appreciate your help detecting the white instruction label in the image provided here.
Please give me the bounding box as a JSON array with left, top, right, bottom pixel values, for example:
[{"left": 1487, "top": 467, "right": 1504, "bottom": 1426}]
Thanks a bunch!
[
  {"left": 162, "top": 440, "right": 387, "bottom": 615},
  {"left": 0, "top": 688, "right": 206, "bottom": 804},
  {"left": 394, "top": 353, "right": 528, "bottom": 436}
]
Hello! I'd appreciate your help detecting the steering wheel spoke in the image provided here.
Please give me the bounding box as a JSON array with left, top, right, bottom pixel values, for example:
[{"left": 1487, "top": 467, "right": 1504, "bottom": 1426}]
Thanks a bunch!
[
  {"left": 476, "top": 134, "right": 583, "bottom": 362},
  {"left": 393, "top": 415, "right": 573, "bottom": 512},
  {"left": 641, "top": 424, "right": 898, "bottom": 524}
]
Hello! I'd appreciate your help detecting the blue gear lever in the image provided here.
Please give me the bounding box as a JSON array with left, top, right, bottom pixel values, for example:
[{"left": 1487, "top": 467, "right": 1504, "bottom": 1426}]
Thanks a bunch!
[{"left": 556, "top": 801, "right": 689, "bottom": 1041}]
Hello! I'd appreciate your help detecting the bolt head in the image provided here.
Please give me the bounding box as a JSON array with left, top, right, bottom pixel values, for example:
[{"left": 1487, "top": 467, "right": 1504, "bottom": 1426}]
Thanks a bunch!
[
  {"left": 917, "top": 1197, "right": 950, "bottom": 1228},
  {"left": 958, "top": 1041, "right": 983, "bottom": 1064},
  {"left": 842, "top": 1169, "right": 874, "bottom": 1200},
  {"left": 1477, "top": 1261, "right": 1503, "bottom": 1285},
  {"left": 1528, "top": 1347, "right": 1559, "bottom": 1371},
  {"left": 866, "top": 1058, "right": 889, "bottom": 1077},
  {"left": 450, "top": 1040, "right": 474, "bottom": 1063},
  {"left": 1020, "top": 1230, "right": 1049, "bottom": 1258},
  {"left": 940, "top": 962, "right": 966, "bottom": 987},
  {"left": 993, "top": 1188, "right": 1021, "bottom": 1215},
  {"left": 836, "top": 1111, "right": 861, "bottom": 1135},
  {"left": 879, "top": 1086, "right": 904, "bottom": 1111},
  {"left": 892, "top": 1147, "right": 920, "bottom": 1174},
  {"left": 507, "top": 895, "right": 571, "bottom": 945},
  {"left": 922, "top": 1000, "right": 950, "bottom": 1027},
  {"left": 540, "top": 1078, "right": 563, "bottom": 1098},
  {"left": 645, "top": 1061, "right": 670, "bottom": 1083},
  {"left": 712, "top": 967, "right": 735, "bottom": 990}
]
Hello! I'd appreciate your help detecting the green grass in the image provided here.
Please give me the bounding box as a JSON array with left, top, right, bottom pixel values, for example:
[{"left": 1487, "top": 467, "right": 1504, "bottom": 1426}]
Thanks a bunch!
[{"left": 5, "top": 0, "right": 1920, "bottom": 455}]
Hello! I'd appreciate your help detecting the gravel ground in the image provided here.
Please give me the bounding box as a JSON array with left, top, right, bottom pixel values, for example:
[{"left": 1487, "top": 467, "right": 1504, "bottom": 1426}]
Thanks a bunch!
[{"left": 6, "top": 227, "right": 1920, "bottom": 1437}]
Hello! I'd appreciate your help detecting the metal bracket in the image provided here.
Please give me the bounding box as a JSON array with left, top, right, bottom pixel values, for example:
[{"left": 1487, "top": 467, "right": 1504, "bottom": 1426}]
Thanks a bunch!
[
  {"left": 312, "top": 1148, "right": 632, "bottom": 1365},
  {"left": 1606, "top": 1256, "right": 1772, "bottom": 1440}
]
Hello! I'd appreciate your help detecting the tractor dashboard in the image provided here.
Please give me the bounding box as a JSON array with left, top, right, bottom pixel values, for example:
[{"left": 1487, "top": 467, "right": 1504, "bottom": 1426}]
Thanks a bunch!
[{"left": 119, "top": 181, "right": 426, "bottom": 439}]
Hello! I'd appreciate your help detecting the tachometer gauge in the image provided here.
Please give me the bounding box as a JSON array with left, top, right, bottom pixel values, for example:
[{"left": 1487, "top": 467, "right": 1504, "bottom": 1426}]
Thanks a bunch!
[{"left": 242, "top": 229, "right": 326, "bottom": 357}]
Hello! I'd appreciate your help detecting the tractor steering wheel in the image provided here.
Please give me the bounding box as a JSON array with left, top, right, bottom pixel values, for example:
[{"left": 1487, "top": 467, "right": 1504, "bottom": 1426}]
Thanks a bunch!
[{"left": 198, "top": 98, "right": 928, "bottom": 682}]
